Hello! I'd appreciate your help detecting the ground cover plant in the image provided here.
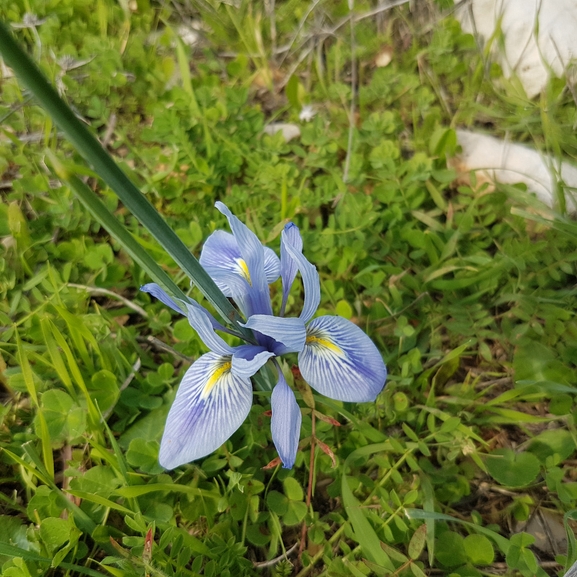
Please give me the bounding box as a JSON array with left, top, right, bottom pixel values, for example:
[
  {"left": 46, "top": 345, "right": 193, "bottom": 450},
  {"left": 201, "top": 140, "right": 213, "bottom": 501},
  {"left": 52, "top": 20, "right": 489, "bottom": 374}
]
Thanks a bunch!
[{"left": 1, "top": 0, "right": 577, "bottom": 576}]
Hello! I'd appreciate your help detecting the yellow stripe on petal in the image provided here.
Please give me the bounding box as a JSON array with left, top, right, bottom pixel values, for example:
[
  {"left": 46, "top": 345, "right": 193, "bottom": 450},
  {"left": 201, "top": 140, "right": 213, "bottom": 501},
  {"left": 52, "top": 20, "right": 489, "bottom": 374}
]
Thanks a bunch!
[
  {"left": 306, "top": 334, "right": 344, "bottom": 356},
  {"left": 235, "top": 258, "right": 251, "bottom": 285},
  {"left": 202, "top": 361, "right": 232, "bottom": 398}
]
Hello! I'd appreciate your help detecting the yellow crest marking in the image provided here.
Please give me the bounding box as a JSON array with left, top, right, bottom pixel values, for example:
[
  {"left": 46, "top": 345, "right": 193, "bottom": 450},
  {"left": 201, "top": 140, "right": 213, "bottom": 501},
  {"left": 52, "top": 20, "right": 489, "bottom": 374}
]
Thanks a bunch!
[
  {"left": 306, "top": 334, "right": 343, "bottom": 356},
  {"left": 202, "top": 361, "right": 231, "bottom": 398},
  {"left": 236, "top": 258, "right": 251, "bottom": 285}
]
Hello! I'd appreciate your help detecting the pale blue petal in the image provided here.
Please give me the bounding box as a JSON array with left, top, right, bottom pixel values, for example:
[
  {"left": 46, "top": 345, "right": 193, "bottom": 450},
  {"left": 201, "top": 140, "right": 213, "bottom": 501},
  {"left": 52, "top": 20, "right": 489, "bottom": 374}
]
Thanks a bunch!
[
  {"left": 298, "top": 316, "right": 387, "bottom": 402},
  {"left": 140, "top": 283, "right": 184, "bottom": 315},
  {"left": 280, "top": 223, "right": 303, "bottom": 315},
  {"left": 215, "top": 202, "right": 272, "bottom": 315},
  {"left": 183, "top": 302, "right": 235, "bottom": 357},
  {"left": 271, "top": 373, "right": 302, "bottom": 469},
  {"left": 199, "top": 230, "right": 249, "bottom": 298},
  {"left": 140, "top": 283, "right": 227, "bottom": 332},
  {"left": 200, "top": 230, "right": 279, "bottom": 298},
  {"left": 284, "top": 243, "right": 320, "bottom": 324},
  {"left": 159, "top": 352, "right": 253, "bottom": 469},
  {"left": 232, "top": 345, "right": 275, "bottom": 379},
  {"left": 264, "top": 247, "right": 281, "bottom": 284},
  {"left": 241, "top": 315, "right": 306, "bottom": 354}
]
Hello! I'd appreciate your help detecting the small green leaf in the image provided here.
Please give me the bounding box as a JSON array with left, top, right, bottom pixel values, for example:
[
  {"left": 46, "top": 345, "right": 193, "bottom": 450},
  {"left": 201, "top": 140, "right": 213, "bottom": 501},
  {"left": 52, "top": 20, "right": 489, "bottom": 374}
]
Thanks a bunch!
[
  {"left": 283, "top": 477, "right": 304, "bottom": 502},
  {"left": 485, "top": 449, "right": 541, "bottom": 488},
  {"left": 435, "top": 531, "right": 467, "bottom": 568},
  {"left": 408, "top": 524, "right": 427, "bottom": 560},
  {"left": 463, "top": 534, "right": 494, "bottom": 565}
]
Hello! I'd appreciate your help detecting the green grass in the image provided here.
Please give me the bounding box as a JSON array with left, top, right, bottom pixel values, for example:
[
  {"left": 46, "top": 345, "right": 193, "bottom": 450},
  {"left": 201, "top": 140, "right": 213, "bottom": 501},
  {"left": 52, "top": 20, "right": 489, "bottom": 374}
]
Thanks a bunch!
[{"left": 1, "top": 0, "right": 577, "bottom": 576}]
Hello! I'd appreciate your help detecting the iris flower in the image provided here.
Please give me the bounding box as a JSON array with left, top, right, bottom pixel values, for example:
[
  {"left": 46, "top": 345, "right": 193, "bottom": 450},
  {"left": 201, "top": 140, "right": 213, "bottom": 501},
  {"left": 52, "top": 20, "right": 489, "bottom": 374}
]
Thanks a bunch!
[{"left": 141, "top": 202, "right": 386, "bottom": 470}]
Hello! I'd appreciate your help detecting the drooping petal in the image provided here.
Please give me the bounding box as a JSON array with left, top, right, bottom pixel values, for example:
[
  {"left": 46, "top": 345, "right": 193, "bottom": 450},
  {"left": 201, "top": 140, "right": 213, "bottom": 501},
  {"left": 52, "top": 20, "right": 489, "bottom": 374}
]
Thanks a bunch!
[
  {"left": 271, "top": 372, "right": 302, "bottom": 469},
  {"left": 159, "top": 352, "right": 253, "bottom": 469},
  {"left": 183, "top": 302, "right": 235, "bottom": 357},
  {"left": 215, "top": 202, "right": 273, "bottom": 316},
  {"left": 298, "top": 316, "right": 387, "bottom": 402},
  {"left": 140, "top": 282, "right": 227, "bottom": 332},
  {"left": 284, "top": 243, "right": 320, "bottom": 324},
  {"left": 280, "top": 223, "right": 303, "bottom": 315},
  {"left": 232, "top": 345, "right": 275, "bottom": 379},
  {"left": 242, "top": 315, "right": 306, "bottom": 354},
  {"left": 140, "top": 283, "right": 185, "bottom": 315}
]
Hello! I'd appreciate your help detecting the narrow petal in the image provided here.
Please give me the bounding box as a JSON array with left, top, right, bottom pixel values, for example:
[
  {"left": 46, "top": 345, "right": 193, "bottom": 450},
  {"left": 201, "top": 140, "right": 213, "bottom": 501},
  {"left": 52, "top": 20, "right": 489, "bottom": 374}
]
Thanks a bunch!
[
  {"left": 183, "top": 302, "right": 235, "bottom": 357},
  {"left": 140, "top": 283, "right": 227, "bottom": 332},
  {"left": 280, "top": 223, "right": 303, "bottom": 314},
  {"left": 284, "top": 243, "right": 320, "bottom": 324},
  {"left": 215, "top": 202, "right": 273, "bottom": 315},
  {"left": 298, "top": 316, "right": 387, "bottom": 402},
  {"left": 159, "top": 352, "right": 253, "bottom": 469},
  {"left": 232, "top": 345, "right": 275, "bottom": 379},
  {"left": 271, "top": 373, "right": 302, "bottom": 469},
  {"left": 140, "top": 283, "right": 184, "bottom": 315},
  {"left": 242, "top": 315, "right": 306, "bottom": 354}
]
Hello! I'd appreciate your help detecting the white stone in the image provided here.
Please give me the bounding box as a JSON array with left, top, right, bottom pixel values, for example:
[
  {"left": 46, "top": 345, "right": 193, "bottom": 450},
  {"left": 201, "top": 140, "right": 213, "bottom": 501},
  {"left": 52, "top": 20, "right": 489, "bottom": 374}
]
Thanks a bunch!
[
  {"left": 455, "top": 0, "right": 577, "bottom": 97},
  {"left": 455, "top": 129, "right": 577, "bottom": 212}
]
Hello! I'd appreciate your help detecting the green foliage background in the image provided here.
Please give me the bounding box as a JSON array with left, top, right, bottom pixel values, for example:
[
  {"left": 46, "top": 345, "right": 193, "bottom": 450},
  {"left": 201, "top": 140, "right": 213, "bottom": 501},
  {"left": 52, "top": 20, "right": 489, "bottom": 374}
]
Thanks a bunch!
[{"left": 1, "top": 0, "right": 577, "bottom": 576}]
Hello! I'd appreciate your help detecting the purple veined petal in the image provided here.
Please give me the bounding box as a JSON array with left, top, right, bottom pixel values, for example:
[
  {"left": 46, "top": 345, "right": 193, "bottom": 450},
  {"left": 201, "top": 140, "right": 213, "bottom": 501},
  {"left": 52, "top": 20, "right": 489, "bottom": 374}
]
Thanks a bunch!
[
  {"left": 280, "top": 223, "right": 303, "bottom": 315},
  {"left": 159, "top": 352, "right": 253, "bottom": 469},
  {"left": 183, "top": 302, "right": 235, "bottom": 357},
  {"left": 199, "top": 230, "right": 249, "bottom": 298},
  {"left": 242, "top": 315, "right": 306, "bottom": 354},
  {"left": 140, "top": 283, "right": 185, "bottom": 315},
  {"left": 284, "top": 243, "right": 320, "bottom": 324},
  {"left": 298, "top": 316, "right": 387, "bottom": 402},
  {"left": 215, "top": 202, "right": 273, "bottom": 315},
  {"left": 232, "top": 345, "right": 275, "bottom": 379},
  {"left": 271, "top": 372, "right": 302, "bottom": 469},
  {"left": 200, "top": 231, "right": 280, "bottom": 298},
  {"left": 264, "top": 247, "right": 281, "bottom": 284}
]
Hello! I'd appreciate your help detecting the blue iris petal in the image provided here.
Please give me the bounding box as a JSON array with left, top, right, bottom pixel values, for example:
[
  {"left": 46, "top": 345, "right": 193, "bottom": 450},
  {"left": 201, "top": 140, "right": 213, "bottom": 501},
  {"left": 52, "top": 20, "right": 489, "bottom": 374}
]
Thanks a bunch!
[
  {"left": 298, "top": 316, "right": 387, "bottom": 402},
  {"left": 182, "top": 301, "right": 235, "bottom": 357},
  {"left": 232, "top": 345, "right": 275, "bottom": 379},
  {"left": 271, "top": 372, "right": 302, "bottom": 469},
  {"left": 159, "top": 351, "right": 253, "bottom": 469},
  {"left": 140, "top": 283, "right": 184, "bottom": 315},
  {"left": 283, "top": 243, "right": 321, "bottom": 324},
  {"left": 215, "top": 202, "right": 273, "bottom": 316},
  {"left": 280, "top": 223, "right": 303, "bottom": 315},
  {"left": 241, "top": 315, "right": 307, "bottom": 354}
]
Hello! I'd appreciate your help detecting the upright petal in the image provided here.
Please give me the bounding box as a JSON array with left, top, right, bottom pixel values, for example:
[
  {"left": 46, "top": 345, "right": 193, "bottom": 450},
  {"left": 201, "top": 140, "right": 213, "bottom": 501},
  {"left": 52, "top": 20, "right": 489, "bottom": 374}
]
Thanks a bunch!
[
  {"left": 199, "top": 230, "right": 250, "bottom": 298},
  {"left": 242, "top": 315, "right": 307, "bottom": 354},
  {"left": 284, "top": 243, "right": 320, "bottom": 324},
  {"left": 141, "top": 283, "right": 185, "bottom": 315},
  {"left": 215, "top": 202, "right": 273, "bottom": 316},
  {"left": 280, "top": 223, "right": 303, "bottom": 315},
  {"left": 200, "top": 231, "right": 280, "bottom": 295},
  {"left": 298, "top": 316, "right": 387, "bottom": 402},
  {"left": 159, "top": 352, "right": 253, "bottom": 469},
  {"left": 232, "top": 345, "right": 275, "bottom": 379},
  {"left": 271, "top": 373, "right": 302, "bottom": 469},
  {"left": 183, "top": 302, "right": 235, "bottom": 357}
]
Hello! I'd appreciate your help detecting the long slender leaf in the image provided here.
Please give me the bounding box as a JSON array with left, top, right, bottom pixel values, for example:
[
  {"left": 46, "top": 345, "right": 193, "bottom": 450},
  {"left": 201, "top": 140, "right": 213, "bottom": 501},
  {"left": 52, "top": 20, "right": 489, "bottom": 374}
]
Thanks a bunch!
[{"left": 0, "top": 23, "right": 242, "bottom": 328}]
